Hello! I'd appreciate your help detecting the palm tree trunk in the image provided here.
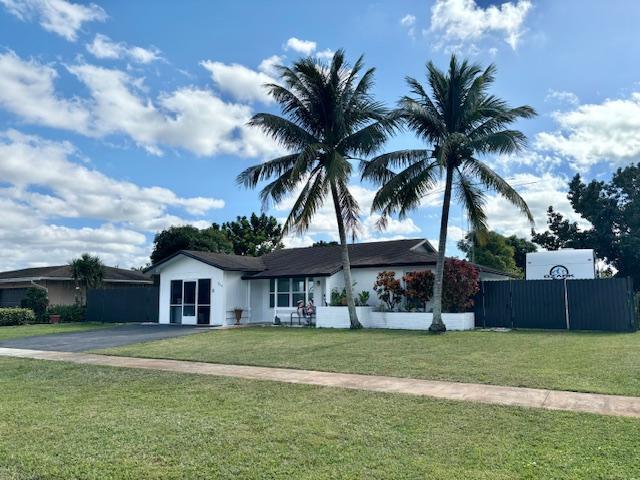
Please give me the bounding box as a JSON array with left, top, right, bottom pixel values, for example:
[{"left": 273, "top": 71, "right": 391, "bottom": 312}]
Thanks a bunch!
[
  {"left": 430, "top": 166, "right": 454, "bottom": 333},
  {"left": 330, "top": 183, "right": 362, "bottom": 329}
]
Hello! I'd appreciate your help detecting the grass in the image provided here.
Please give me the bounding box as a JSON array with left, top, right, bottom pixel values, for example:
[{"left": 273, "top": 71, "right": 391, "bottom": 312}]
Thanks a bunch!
[
  {"left": 0, "top": 322, "right": 115, "bottom": 341},
  {"left": 99, "top": 327, "right": 640, "bottom": 396},
  {"left": 1, "top": 357, "right": 639, "bottom": 479}
]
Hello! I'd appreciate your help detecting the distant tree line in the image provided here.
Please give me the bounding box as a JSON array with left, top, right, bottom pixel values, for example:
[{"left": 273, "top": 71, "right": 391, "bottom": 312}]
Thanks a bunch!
[{"left": 150, "top": 213, "right": 284, "bottom": 264}]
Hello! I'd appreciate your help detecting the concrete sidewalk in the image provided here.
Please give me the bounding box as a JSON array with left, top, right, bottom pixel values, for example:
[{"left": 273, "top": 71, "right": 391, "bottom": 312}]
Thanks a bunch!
[{"left": 2, "top": 347, "right": 639, "bottom": 418}]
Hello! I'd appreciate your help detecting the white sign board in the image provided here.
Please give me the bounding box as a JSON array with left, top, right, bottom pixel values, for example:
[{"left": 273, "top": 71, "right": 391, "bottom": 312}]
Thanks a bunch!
[{"left": 526, "top": 249, "right": 596, "bottom": 280}]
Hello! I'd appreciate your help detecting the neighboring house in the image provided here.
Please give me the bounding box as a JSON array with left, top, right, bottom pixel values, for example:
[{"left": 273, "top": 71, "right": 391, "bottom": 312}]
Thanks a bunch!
[
  {"left": 0, "top": 265, "right": 153, "bottom": 307},
  {"left": 146, "top": 238, "right": 513, "bottom": 326}
]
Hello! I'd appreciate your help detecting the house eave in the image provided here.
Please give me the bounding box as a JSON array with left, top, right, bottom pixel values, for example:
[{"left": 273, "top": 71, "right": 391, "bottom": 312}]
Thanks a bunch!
[{"left": 0, "top": 277, "right": 152, "bottom": 284}]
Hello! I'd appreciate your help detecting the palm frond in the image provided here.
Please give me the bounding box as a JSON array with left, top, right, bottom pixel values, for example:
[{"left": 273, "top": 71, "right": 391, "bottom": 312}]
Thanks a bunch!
[
  {"left": 248, "top": 113, "right": 318, "bottom": 150},
  {"left": 455, "top": 168, "right": 489, "bottom": 243},
  {"left": 464, "top": 159, "right": 534, "bottom": 223}
]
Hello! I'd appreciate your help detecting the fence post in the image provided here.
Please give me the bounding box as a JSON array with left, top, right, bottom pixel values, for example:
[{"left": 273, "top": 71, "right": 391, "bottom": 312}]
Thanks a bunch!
[{"left": 563, "top": 278, "right": 570, "bottom": 330}]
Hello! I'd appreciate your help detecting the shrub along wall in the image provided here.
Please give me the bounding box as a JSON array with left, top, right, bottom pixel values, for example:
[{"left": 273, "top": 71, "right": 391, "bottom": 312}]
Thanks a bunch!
[
  {"left": 47, "top": 305, "right": 86, "bottom": 323},
  {"left": 0, "top": 308, "right": 36, "bottom": 326}
]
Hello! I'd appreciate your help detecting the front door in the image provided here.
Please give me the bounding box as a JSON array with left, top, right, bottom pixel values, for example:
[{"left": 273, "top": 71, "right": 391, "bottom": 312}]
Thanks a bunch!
[
  {"left": 182, "top": 280, "right": 197, "bottom": 324},
  {"left": 169, "top": 278, "right": 213, "bottom": 325}
]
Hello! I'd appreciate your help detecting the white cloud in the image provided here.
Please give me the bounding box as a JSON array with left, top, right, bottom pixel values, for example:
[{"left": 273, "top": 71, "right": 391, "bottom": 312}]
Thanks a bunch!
[
  {"left": 0, "top": 50, "right": 91, "bottom": 133},
  {"left": 545, "top": 89, "right": 579, "bottom": 106},
  {"left": 275, "top": 183, "right": 422, "bottom": 246},
  {"left": 0, "top": 0, "right": 106, "bottom": 41},
  {"left": 258, "top": 54, "right": 284, "bottom": 77},
  {"left": 0, "top": 130, "right": 227, "bottom": 270},
  {"left": 284, "top": 37, "right": 317, "bottom": 55},
  {"left": 0, "top": 51, "right": 283, "bottom": 158},
  {"left": 86, "top": 33, "right": 162, "bottom": 64},
  {"left": 484, "top": 172, "right": 588, "bottom": 238},
  {"left": 315, "top": 49, "right": 335, "bottom": 61},
  {"left": 400, "top": 14, "right": 417, "bottom": 37},
  {"left": 536, "top": 92, "right": 640, "bottom": 169},
  {"left": 430, "top": 0, "right": 532, "bottom": 50},
  {"left": 200, "top": 60, "right": 276, "bottom": 103}
]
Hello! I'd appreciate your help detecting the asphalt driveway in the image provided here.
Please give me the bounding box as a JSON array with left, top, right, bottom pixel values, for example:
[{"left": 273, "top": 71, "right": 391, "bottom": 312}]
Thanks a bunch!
[{"left": 0, "top": 324, "right": 209, "bottom": 352}]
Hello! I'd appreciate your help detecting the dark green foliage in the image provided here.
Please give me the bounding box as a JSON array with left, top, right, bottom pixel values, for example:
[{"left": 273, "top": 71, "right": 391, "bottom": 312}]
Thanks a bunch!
[
  {"left": 212, "top": 213, "right": 284, "bottom": 256},
  {"left": 356, "top": 290, "right": 370, "bottom": 306},
  {"left": 532, "top": 164, "right": 640, "bottom": 289},
  {"left": 458, "top": 230, "right": 520, "bottom": 276},
  {"left": 0, "top": 308, "right": 35, "bottom": 326},
  {"left": 505, "top": 234, "right": 537, "bottom": 272},
  {"left": 70, "top": 253, "right": 105, "bottom": 306},
  {"left": 47, "top": 304, "right": 86, "bottom": 323},
  {"left": 150, "top": 225, "right": 233, "bottom": 264},
  {"left": 21, "top": 287, "right": 49, "bottom": 323},
  {"left": 312, "top": 240, "right": 339, "bottom": 247},
  {"left": 330, "top": 288, "right": 347, "bottom": 306}
]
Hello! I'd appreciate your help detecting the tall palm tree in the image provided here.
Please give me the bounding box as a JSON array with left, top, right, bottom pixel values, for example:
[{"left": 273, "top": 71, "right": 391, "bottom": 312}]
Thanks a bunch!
[
  {"left": 362, "top": 55, "right": 536, "bottom": 332},
  {"left": 70, "top": 253, "right": 105, "bottom": 305},
  {"left": 238, "top": 50, "right": 398, "bottom": 329}
]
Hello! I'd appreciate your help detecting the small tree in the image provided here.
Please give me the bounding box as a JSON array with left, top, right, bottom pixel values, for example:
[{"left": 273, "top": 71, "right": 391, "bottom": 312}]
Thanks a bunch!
[
  {"left": 70, "top": 253, "right": 105, "bottom": 306},
  {"left": 21, "top": 286, "right": 49, "bottom": 322},
  {"left": 442, "top": 259, "right": 480, "bottom": 313},
  {"left": 373, "top": 271, "right": 404, "bottom": 311},
  {"left": 403, "top": 270, "right": 435, "bottom": 311}
]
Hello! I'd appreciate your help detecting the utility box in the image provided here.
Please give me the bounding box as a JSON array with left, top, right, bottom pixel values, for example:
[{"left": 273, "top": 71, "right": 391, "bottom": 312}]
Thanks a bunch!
[{"left": 526, "top": 249, "right": 596, "bottom": 280}]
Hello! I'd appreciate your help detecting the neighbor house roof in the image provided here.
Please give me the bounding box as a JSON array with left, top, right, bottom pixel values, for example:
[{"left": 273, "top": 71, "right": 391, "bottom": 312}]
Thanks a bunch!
[
  {"left": 0, "top": 265, "right": 153, "bottom": 283},
  {"left": 146, "top": 238, "right": 515, "bottom": 279}
]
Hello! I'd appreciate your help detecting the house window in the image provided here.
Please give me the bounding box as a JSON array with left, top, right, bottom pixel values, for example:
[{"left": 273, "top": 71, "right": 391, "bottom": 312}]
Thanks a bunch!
[{"left": 269, "top": 277, "right": 314, "bottom": 308}]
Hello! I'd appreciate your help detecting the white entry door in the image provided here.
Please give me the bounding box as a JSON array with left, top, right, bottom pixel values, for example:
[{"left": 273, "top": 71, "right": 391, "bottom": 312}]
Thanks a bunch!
[{"left": 182, "top": 280, "right": 197, "bottom": 324}]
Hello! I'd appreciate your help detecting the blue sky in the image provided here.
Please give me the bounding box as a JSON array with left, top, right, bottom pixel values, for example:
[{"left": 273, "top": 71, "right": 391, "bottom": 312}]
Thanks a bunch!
[{"left": 1, "top": 0, "right": 639, "bottom": 270}]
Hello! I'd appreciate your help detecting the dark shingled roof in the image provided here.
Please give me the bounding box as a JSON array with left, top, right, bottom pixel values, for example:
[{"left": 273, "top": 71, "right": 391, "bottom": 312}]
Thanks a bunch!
[
  {"left": 147, "top": 238, "right": 516, "bottom": 279},
  {"left": 247, "top": 239, "right": 437, "bottom": 278},
  {"left": 151, "top": 250, "right": 265, "bottom": 272},
  {"left": 0, "top": 265, "right": 152, "bottom": 283}
]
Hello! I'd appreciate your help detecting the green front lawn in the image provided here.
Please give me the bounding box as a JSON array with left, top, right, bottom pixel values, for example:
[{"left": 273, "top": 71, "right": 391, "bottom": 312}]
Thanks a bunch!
[
  {"left": 0, "top": 322, "right": 115, "bottom": 341},
  {"left": 99, "top": 327, "right": 640, "bottom": 396},
  {"left": 1, "top": 357, "right": 638, "bottom": 479}
]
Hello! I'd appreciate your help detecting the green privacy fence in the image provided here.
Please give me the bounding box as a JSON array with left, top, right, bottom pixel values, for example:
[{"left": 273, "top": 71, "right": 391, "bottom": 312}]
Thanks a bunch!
[
  {"left": 86, "top": 287, "right": 159, "bottom": 323},
  {"left": 474, "top": 277, "right": 636, "bottom": 332}
]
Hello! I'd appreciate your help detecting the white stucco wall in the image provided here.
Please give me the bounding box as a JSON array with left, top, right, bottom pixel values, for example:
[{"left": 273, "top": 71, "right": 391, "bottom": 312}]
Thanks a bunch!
[
  {"left": 157, "top": 256, "right": 224, "bottom": 325},
  {"left": 327, "top": 265, "right": 434, "bottom": 308},
  {"left": 316, "top": 307, "right": 474, "bottom": 330}
]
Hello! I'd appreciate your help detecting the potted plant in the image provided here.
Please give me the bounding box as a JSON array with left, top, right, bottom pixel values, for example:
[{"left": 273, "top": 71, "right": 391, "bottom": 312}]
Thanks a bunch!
[{"left": 233, "top": 307, "right": 243, "bottom": 325}]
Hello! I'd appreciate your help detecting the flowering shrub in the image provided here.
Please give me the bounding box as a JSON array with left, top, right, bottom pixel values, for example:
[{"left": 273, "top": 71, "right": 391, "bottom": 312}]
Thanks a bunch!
[
  {"left": 442, "top": 259, "right": 480, "bottom": 312},
  {"left": 403, "top": 270, "right": 435, "bottom": 311},
  {"left": 373, "top": 271, "right": 404, "bottom": 311}
]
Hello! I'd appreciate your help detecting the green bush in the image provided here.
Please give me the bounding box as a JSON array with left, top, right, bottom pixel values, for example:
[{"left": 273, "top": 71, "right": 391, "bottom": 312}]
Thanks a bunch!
[
  {"left": 47, "top": 304, "right": 86, "bottom": 323},
  {"left": 0, "top": 308, "right": 36, "bottom": 326},
  {"left": 21, "top": 287, "right": 49, "bottom": 323}
]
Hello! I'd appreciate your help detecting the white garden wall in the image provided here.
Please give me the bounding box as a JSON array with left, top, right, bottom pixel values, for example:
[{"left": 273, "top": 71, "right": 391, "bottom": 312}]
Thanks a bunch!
[{"left": 316, "top": 306, "right": 474, "bottom": 331}]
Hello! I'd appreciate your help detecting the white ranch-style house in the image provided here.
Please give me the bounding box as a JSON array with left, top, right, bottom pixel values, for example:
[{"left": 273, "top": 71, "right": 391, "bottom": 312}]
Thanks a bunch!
[{"left": 146, "top": 239, "right": 511, "bottom": 330}]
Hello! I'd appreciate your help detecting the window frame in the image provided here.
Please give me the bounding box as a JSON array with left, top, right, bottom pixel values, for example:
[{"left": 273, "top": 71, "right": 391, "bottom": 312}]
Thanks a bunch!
[{"left": 269, "top": 277, "right": 314, "bottom": 308}]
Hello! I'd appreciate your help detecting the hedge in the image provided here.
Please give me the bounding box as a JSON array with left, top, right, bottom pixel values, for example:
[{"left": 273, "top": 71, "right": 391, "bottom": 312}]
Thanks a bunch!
[
  {"left": 47, "top": 304, "right": 86, "bottom": 323},
  {"left": 0, "top": 308, "right": 36, "bottom": 326}
]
